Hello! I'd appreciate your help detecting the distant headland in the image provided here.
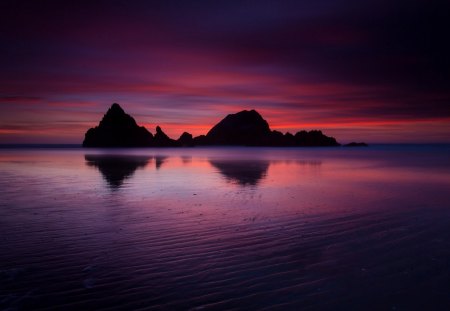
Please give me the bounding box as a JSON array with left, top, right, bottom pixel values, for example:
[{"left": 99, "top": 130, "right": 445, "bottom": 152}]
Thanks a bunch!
[{"left": 83, "top": 103, "right": 366, "bottom": 147}]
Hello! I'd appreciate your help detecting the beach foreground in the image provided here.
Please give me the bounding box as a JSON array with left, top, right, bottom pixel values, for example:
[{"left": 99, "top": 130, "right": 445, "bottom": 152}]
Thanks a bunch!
[{"left": 1, "top": 146, "right": 450, "bottom": 310}]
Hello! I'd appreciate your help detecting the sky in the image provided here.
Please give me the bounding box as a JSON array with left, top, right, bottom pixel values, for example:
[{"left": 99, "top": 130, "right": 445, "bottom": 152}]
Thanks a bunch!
[{"left": 1, "top": 0, "right": 449, "bottom": 144}]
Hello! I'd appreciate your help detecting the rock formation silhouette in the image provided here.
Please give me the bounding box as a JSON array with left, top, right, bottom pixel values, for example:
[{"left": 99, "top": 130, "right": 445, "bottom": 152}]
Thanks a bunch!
[
  {"left": 83, "top": 103, "right": 153, "bottom": 147},
  {"left": 293, "top": 130, "right": 340, "bottom": 147},
  {"left": 83, "top": 103, "right": 350, "bottom": 147},
  {"left": 177, "top": 132, "right": 194, "bottom": 146},
  {"left": 197, "top": 110, "right": 340, "bottom": 146},
  {"left": 153, "top": 126, "right": 178, "bottom": 147},
  {"left": 205, "top": 110, "right": 272, "bottom": 145}
]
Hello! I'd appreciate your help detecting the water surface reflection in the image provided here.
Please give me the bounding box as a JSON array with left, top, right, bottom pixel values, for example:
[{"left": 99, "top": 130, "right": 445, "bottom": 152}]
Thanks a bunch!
[
  {"left": 2, "top": 146, "right": 450, "bottom": 310},
  {"left": 85, "top": 155, "right": 151, "bottom": 189},
  {"left": 84, "top": 153, "right": 325, "bottom": 190},
  {"left": 209, "top": 160, "right": 269, "bottom": 186},
  {"left": 154, "top": 156, "right": 167, "bottom": 170}
]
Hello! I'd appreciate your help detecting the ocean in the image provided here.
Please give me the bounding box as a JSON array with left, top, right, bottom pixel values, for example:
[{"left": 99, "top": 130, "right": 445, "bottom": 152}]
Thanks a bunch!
[{"left": 1, "top": 145, "right": 450, "bottom": 310}]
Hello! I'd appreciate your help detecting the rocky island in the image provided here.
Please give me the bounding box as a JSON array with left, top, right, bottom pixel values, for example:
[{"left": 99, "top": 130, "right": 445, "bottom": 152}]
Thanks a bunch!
[
  {"left": 83, "top": 103, "right": 349, "bottom": 147},
  {"left": 83, "top": 103, "right": 154, "bottom": 147}
]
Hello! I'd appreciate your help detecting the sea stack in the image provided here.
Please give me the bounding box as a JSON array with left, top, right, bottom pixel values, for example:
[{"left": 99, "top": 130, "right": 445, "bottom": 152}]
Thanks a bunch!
[
  {"left": 83, "top": 103, "right": 154, "bottom": 147},
  {"left": 205, "top": 110, "right": 272, "bottom": 145},
  {"left": 82, "top": 104, "right": 343, "bottom": 147},
  {"left": 153, "top": 126, "right": 179, "bottom": 147},
  {"left": 200, "top": 109, "right": 340, "bottom": 146}
]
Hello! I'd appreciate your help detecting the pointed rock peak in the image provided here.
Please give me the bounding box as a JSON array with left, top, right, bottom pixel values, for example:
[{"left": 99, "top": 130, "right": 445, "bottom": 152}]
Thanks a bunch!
[
  {"left": 155, "top": 125, "right": 169, "bottom": 138},
  {"left": 153, "top": 125, "right": 178, "bottom": 146},
  {"left": 107, "top": 103, "right": 125, "bottom": 115},
  {"left": 100, "top": 103, "right": 136, "bottom": 127},
  {"left": 155, "top": 126, "right": 170, "bottom": 138}
]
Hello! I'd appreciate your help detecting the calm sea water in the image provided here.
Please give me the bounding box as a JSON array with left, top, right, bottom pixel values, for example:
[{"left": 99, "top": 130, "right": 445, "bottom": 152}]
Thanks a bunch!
[{"left": 1, "top": 145, "right": 450, "bottom": 310}]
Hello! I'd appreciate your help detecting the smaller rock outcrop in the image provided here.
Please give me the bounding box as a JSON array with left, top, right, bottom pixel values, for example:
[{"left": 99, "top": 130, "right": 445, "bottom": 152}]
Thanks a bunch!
[
  {"left": 294, "top": 130, "right": 340, "bottom": 146},
  {"left": 83, "top": 103, "right": 153, "bottom": 147},
  {"left": 154, "top": 126, "right": 179, "bottom": 147},
  {"left": 178, "top": 132, "right": 194, "bottom": 146}
]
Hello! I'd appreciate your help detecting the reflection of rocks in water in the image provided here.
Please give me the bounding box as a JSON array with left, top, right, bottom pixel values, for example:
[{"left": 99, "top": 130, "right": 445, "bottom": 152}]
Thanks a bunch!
[
  {"left": 181, "top": 156, "right": 192, "bottom": 164},
  {"left": 209, "top": 160, "right": 270, "bottom": 186},
  {"left": 154, "top": 156, "right": 167, "bottom": 170},
  {"left": 85, "top": 155, "right": 150, "bottom": 189}
]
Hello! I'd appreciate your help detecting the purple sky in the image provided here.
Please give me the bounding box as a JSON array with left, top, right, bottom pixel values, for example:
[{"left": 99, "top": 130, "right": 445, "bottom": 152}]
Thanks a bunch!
[{"left": 1, "top": 0, "right": 449, "bottom": 143}]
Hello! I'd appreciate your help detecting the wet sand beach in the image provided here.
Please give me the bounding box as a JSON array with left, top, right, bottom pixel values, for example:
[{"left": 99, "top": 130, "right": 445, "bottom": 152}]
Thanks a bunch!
[{"left": 1, "top": 145, "right": 450, "bottom": 310}]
